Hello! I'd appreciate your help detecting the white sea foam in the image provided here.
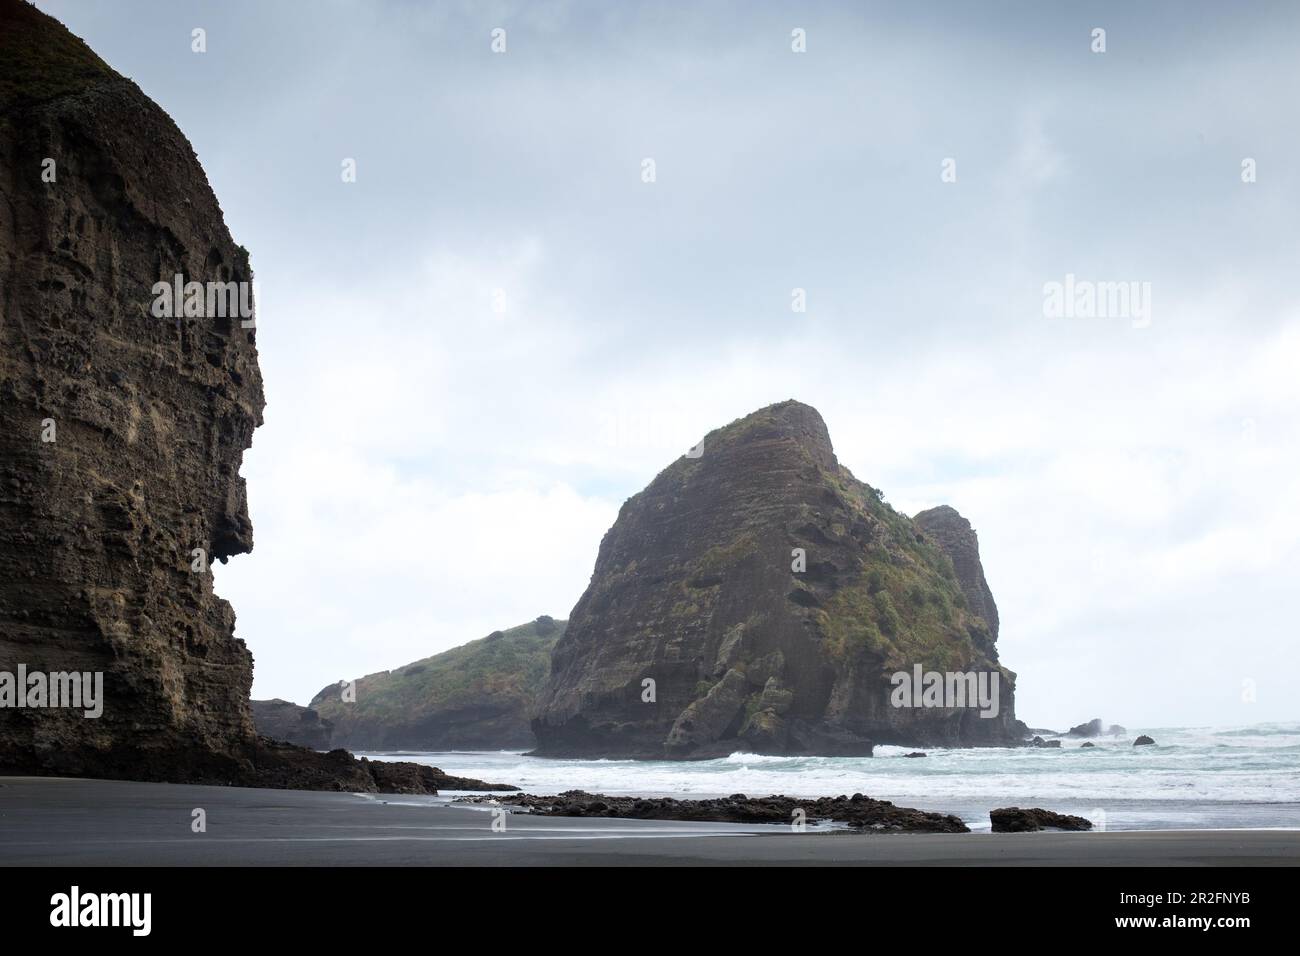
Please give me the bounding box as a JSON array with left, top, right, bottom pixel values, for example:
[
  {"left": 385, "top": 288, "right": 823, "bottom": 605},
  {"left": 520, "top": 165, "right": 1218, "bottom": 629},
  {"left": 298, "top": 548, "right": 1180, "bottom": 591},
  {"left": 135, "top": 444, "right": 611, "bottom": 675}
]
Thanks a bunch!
[{"left": 359, "top": 722, "right": 1300, "bottom": 831}]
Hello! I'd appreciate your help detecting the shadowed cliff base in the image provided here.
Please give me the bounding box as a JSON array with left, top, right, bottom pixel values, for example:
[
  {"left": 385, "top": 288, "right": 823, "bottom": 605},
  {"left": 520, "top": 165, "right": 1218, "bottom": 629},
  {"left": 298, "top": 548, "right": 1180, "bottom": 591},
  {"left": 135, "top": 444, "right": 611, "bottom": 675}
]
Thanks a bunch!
[{"left": 0, "top": 0, "right": 512, "bottom": 795}]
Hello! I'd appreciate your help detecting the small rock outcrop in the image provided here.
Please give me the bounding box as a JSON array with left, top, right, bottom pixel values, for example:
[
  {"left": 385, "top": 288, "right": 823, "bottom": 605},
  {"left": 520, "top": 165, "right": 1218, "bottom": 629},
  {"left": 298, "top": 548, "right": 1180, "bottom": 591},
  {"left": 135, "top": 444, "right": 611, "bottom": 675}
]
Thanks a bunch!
[
  {"left": 990, "top": 807, "right": 1093, "bottom": 832},
  {"left": 248, "top": 741, "right": 517, "bottom": 793},
  {"left": 312, "top": 618, "right": 564, "bottom": 751},
  {"left": 532, "top": 401, "right": 1022, "bottom": 758},
  {"left": 1133, "top": 735, "right": 1156, "bottom": 747},
  {"left": 1066, "top": 718, "right": 1104, "bottom": 738},
  {"left": 251, "top": 699, "right": 334, "bottom": 750},
  {"left": 458, "top": 790, "right": 970, "bottom": 833}
]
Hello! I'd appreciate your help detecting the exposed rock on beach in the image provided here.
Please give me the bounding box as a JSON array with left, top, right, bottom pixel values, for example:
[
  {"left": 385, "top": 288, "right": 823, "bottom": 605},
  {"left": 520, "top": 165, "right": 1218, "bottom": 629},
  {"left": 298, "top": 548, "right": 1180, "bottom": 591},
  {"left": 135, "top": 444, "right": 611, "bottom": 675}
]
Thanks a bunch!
[{"left": 458, "top": 790, "right": 970, "bottom": 833}]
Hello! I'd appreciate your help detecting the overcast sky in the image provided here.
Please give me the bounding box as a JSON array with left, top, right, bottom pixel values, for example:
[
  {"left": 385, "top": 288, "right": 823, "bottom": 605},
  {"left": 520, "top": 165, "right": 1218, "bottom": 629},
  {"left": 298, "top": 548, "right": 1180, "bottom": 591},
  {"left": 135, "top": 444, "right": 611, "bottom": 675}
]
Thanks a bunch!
[{"left": 42, "top": 0, "right": 1300, "bottom": 730}]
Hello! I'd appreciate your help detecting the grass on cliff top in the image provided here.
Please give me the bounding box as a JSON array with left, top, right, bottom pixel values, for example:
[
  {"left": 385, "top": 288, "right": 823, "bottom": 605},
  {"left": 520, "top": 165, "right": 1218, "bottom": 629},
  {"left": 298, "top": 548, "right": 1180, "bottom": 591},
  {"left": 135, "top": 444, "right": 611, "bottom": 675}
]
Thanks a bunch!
[
  {"left": 0, "top": 1, "right": 118, "bottom": 113},
  {"left": 312, "top": 617, "right": 565, "bottom": 724},
  {"left": 817, "top": 560, "right": 979, "bottom": 673},
  {"left": 814, "top": 460, "right": 994, "bottom": 673}
]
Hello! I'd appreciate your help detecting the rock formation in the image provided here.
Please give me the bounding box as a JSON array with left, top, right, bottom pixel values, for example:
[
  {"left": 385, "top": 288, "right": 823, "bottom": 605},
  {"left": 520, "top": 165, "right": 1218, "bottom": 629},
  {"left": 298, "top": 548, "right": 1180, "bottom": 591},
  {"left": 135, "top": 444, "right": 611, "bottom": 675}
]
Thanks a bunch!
[
  {"left": 989, "top": 807, "right": 1093, "bottom": 833},
  {"left": 0, "top": 0, "right": 266, "bottom": 782},
  {"left": 1066, "top": 718, "right": 1104, "bottom": 738},
  {"left": 238, "top": 740, "right": 517, "bottom": 793},
  {"left": 312, "top": 617, "right": 564, "bottom": 751},
  {"left": 532, "top": 400, "right": 1024, "bottom": 758},
  {"left": 457, "top": 790, "right": 970, "bottom": 833},
  {"left": 0, "top": 3, "right": 510, "bottom": 794},
  {"left": 251, "top": 699, "right": 334, "bottom": 750},
  {"left": 913, "top": 505, "right": 999, "bottom": 655}
]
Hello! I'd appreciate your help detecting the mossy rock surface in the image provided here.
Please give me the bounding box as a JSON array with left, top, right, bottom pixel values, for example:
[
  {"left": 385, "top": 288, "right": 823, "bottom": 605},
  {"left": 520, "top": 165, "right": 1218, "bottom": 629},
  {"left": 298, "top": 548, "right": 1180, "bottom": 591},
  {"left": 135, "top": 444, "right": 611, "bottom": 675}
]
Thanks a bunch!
[
  {"left": 312, "top": 618, "right": 565, "bottom": 750},
  {"left": 533, "top": 401, "right": 1023, "bottom": 758}
]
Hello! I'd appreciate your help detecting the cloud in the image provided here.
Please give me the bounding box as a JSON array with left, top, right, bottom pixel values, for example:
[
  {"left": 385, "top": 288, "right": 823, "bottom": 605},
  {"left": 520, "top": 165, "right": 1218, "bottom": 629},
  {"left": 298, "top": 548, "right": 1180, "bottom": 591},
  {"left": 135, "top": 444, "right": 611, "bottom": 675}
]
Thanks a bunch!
[{"left": 44, "top": 0, "right": 1300, "bottom": 727}]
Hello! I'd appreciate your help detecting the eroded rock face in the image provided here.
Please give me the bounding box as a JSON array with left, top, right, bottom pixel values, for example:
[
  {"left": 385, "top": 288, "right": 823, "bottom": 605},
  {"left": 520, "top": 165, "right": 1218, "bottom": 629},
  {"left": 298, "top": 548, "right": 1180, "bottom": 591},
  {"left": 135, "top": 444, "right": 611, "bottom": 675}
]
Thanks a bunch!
[
  {"left": 0, "top": 4, "right": 517, "bottom": 795},
  {"left": 913, "top": 505, "right": 999, "bottom": 652},
  {"left": 532, "top": 400, "right": 1023, "bottom": 758},
  {"left": 0, "top": 1, "right": 264, "bottom": 781}
]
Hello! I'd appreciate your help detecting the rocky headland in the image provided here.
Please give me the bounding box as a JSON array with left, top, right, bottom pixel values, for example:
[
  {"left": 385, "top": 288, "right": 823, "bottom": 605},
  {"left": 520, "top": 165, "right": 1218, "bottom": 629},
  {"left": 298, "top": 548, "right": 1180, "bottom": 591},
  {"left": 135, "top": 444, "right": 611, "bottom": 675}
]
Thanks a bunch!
[
  {"left": 310, "top": 616, "right": 563, "bottom": 751},
  {"left": 532, "top": 400, "right": 1026, "bottom": 758},
  {"left": 0, "top": 1, "right": 509, "bottom": 795}
]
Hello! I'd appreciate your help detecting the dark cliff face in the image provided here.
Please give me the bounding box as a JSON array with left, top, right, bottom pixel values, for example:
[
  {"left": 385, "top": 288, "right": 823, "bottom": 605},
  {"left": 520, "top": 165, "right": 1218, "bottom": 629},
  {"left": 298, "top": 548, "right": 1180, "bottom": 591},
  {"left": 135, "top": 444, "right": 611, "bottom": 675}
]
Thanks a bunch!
[
  {"left": 0, "top": 3, "right": 517, "bottom": 794},
  {"left": 914, "top": 505, "right": 1000, "bottom": 656},
  {"left": 0, "top": 0, "right": 264, "bottom": 780},
  {"left": 251, "top": 700, "right": 334, "bottom": 751},
  {"left": 532, "top": 401, "right": 1021, "bottom": 758}
]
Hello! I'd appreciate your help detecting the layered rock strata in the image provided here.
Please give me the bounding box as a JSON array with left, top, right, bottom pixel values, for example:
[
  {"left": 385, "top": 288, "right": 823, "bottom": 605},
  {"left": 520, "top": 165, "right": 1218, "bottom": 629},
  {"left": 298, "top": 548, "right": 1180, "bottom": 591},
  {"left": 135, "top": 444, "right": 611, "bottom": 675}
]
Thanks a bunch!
[{"left": 533, "top": 400, "right": 1024, "bottom": 758}]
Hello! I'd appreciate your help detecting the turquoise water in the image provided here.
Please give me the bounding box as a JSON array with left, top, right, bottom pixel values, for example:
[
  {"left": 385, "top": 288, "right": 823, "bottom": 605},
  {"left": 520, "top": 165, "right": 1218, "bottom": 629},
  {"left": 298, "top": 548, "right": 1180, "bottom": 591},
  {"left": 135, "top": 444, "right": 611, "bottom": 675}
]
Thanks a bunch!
[{"left": 365, "top": 722, "right": 1300, "bottom": 831}]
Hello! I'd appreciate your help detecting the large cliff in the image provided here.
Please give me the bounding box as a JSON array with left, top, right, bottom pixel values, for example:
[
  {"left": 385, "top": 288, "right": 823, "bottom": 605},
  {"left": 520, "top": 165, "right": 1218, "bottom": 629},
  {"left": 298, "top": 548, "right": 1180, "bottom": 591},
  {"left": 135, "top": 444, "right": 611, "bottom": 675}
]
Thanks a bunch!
[
  {"left": 532, "top": 401, "right": 1024, "bottom": 758},
  {"left": 0, "top": 2, "right": 508, "bottom": 793},
  {"left": 310, "top": 617, "right": 564, "bottom": 751},
  {"left": 0, "top": 0, "right": 266, "bottom": 781}
]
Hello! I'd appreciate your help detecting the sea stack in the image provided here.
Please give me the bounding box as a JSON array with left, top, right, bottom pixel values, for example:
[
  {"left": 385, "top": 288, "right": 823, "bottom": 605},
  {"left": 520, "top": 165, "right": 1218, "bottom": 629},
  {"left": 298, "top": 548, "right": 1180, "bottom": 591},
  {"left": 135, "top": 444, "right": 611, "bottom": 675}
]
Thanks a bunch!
[{"left": 532, "top": 400, "right": 1024, "bottom": 758}]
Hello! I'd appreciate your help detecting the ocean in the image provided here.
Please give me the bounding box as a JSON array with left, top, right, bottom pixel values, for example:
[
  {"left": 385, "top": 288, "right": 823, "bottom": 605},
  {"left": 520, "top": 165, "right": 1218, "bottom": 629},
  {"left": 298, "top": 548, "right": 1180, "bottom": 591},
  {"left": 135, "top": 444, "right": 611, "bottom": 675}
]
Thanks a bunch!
[{"left": 364, "top": 721, "right": 1300, "bottom": 832}]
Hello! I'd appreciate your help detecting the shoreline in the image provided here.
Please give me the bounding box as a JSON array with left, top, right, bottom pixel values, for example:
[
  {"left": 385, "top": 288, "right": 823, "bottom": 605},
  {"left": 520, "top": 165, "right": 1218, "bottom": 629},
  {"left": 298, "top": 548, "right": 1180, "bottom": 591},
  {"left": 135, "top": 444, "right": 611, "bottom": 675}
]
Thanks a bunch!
[{"left": 4, "top": 777, "right": 1300, "bottom": 866}]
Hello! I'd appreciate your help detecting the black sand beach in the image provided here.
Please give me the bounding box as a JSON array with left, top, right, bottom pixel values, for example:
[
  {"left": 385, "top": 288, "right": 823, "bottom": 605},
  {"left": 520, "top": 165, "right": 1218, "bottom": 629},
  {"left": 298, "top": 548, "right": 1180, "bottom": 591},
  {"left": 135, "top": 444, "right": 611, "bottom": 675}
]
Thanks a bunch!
[{"left": 2, "top": 777, "right": 1297, "bottom": 866}]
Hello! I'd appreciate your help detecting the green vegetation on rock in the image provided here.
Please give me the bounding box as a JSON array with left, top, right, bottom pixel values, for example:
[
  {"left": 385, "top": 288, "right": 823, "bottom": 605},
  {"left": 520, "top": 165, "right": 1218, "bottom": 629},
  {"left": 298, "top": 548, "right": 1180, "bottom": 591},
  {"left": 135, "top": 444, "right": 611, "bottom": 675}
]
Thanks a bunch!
[
  {"left": 533, "top": 400, "right": 1022, "bottom": 757},
  {"left": 311, "top": 617, "right": 565, "bottom": 751},
  {"left": 0, "top": 1, "right": 115, "bottom": 113}
]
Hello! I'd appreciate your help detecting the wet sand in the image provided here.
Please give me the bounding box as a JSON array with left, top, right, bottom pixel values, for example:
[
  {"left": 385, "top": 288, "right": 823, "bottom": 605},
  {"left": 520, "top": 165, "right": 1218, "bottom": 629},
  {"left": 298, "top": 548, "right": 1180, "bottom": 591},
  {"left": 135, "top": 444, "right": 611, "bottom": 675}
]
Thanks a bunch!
[{"left": 2, "top": 776, "right": 1297, "bottom": 866}]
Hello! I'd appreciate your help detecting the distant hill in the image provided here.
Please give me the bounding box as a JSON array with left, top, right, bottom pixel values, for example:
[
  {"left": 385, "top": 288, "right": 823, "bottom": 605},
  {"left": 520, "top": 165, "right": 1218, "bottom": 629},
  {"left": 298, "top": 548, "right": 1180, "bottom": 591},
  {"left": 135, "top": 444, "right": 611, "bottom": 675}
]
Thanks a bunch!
[{"left": 310, "top": 617, "right": 565, "bottom": 751}]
